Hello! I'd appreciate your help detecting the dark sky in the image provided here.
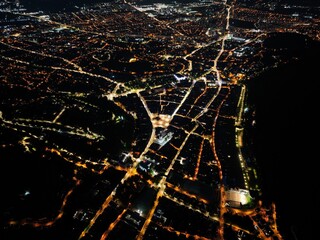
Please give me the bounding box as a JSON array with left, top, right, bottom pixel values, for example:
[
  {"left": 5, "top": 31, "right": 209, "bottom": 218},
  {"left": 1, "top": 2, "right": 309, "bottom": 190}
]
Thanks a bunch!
[
  {"left": 19, "top": 0, "right": 113, "bottom": 11},
  {"left": 18, "top": 0, "right": 320, "bottom": 6},
  {"left": 18, "top": 0, "right": 320, "bottom": 10},
  {"left": 281, "top": 0, "right": 319, "bottom": 5}
]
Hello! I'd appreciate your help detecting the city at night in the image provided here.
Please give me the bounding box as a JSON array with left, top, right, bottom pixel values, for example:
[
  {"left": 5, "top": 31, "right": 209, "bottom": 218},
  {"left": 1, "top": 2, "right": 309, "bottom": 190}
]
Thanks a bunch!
[{"left": 1, "top": 1, "right": 319, "bottom": 240}]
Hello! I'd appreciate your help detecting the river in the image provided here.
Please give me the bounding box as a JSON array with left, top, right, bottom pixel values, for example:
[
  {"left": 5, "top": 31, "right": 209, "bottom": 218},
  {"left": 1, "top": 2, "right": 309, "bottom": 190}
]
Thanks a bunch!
[{"left": 248, "top": 33, "right": 319, "bottom": 240}]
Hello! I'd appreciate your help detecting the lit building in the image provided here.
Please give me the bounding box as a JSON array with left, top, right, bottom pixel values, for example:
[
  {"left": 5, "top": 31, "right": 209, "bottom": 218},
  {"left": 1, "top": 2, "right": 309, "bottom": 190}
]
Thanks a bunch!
[{"left": 225, "top": 188, "right": 253, "bottom": 208}]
